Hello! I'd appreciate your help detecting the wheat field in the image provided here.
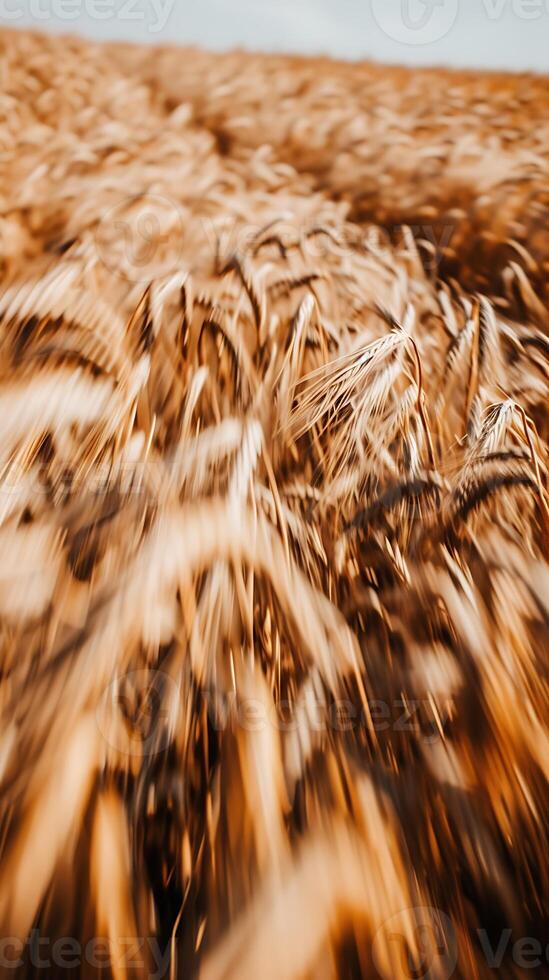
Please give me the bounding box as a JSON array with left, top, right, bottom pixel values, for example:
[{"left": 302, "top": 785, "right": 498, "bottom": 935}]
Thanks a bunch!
[{"left": 0, "top": 27, "right": 547, "bottom": 979}]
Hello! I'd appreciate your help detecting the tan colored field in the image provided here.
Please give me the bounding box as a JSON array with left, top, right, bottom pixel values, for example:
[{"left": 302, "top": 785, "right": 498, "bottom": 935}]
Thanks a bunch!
[{"left": 0, "top": 27, "right": 547, "bottom": 979}]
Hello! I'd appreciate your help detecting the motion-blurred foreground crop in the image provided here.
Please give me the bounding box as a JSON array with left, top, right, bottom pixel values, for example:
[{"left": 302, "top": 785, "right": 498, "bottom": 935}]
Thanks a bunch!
[{"left": 0, "top": 28, "right": 547, "bottom": 980}]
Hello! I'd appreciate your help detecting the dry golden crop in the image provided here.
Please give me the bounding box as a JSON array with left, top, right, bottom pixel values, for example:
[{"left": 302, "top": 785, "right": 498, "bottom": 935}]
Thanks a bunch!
[{"left": 0, "top": 27, "right": 547, "bottom": 980}]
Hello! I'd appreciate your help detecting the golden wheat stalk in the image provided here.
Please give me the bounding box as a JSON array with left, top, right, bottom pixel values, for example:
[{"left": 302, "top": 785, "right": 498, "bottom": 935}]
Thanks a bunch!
[{"left": 0, "top": 26, "right": 547, "bottom": 980}]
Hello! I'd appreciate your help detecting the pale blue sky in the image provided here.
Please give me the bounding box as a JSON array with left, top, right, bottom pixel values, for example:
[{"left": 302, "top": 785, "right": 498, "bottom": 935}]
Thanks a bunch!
[{"left": 3, "top": 0, "right": 548, "bottom": 71}]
